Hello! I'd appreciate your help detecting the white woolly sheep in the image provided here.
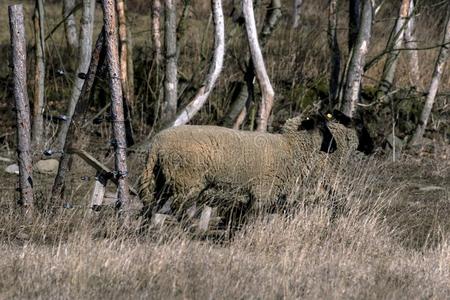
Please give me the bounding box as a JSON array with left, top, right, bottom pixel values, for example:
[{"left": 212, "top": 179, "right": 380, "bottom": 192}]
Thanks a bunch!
[{"left": 138, "top": 111, "right": 372, "bottom": 222}]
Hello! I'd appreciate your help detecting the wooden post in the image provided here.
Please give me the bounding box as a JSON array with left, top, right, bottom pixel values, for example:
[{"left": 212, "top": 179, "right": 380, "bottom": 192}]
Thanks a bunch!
[
  {"left": 51, "top": 30, "right": 105, "bottom": 204},
  {"left": 90, "top": 172, "right": 108, "bottom": 210},
  {"left": 9, "top": 5, "right": 34, "bottom": 209},
  {"left": 101, "top": 0, "right": 131, "bottom": 213},
  {"left": 243, "top": 0, "right": 275, "bottom": 132},
  {"left": 170, "top": 0, "right": 225, "bottom": 127}
]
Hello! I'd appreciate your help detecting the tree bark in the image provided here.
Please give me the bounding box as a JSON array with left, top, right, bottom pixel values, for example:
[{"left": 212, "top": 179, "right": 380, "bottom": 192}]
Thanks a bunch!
[
  {"left": 292, "top": 0, "right": 303, "bottom": 29},
  {"left": 32, "top": 0, "right": 46, "bottom": 152},
  {"left": 223, "top": 0, "right": 280, "bottom": 129},
  {"left": 342, "top": 0, "right": 372, "bottom": 117},
  {"left": 377, "top": 0, "right": 410, "bottom": 96},
  {"left": 161, "top": 0, "right": 178, "bottom": 124},
  {"left": 410, "top": 4, "right": 450, "bottom": 145},
  {"left": 101, "top": 0, "right": 131, "bottom": 212},
  {"left": 51, "top": 30, "right": 105, "bottom": 204},
  {"left": 57, "top": 0, "right": 96, "bottom": 150},
  {"left": 116, "top": 0, "right": 133, "bottom": 107},
  {"left": 348, "top": 0, "right": 361, "bottom": 51},
  {"left": 9, "top": 4, "right": 34, "bottom": 209},
  {"left": 327, "top": 0, "right": 340, "bottom": 108},
  {"left": 63, "top": 0, "right": 79, "bottom": 51},
  {"left": 243, "top": 0, "right": 275, "bottom": 132},
  {"left": 170, "top": 0, "right": 224, "bottom": 127},
  {"left": 404, "top": 0, "right": 420, "bottom": 87},
  {"left": 151, "top": 0, "right": 162, "bottom": 64}
]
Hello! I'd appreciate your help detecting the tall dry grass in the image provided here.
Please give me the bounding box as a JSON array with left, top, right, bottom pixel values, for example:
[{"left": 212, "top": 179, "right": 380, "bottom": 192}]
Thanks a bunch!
[{"left": 1, "top": 158, "right": 449, "bottom": 299}]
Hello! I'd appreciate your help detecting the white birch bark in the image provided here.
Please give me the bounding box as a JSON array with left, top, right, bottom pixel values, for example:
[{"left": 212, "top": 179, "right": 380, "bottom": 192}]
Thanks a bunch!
[
  {"left": 63, "top": 0, "right": 79, "bottom": 50},
  {"left": 57, "top": 0, "right": 95, "bottom": 149},
  {"left": 378, "top": 0, "right": 410, "bottom": 95},
  {"left": 404, "top": 0, "right": 420, "bottom": 87},
  {"left": 170, "top": 0, "right": 225, "bottom": 127},
  {"left": 292, "top": 0, "right": 303, "bottom": 29},
  {"left": 410, "top": 6, "right": 450, "bottom": 145},
  {"left": 243, "top": 0, "right": 275, "bottom": 132},
  {"left": 342, "top": 0, "right": 373, "bottom": 117}
]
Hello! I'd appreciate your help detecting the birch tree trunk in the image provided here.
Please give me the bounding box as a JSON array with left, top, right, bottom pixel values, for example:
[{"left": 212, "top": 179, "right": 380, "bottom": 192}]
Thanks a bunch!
[
  {"left": 57, "top": 0, "right": 95, "bottom": 150},
  {"left": 63, "top": 0, "right": 79, "bottom": 51},
  {"left": 377, "top": 0, "right": 410, "bottom": 96},
  {"left": 404, "top": 0, "right": 420, "bottom": 87},
  {"left": 116, "top": 0, "right": 133, "bottom": 107},
  {"left": 243, "top": 0, "right": 275, "bottom": 132},
  {"left": 170, "top": 0, "right": 225, "bottom": 127},
  {"left": 341, "top": 0, "right": 372, "bottom": 117},
  {"left": 32, "top": 0, "right": 45, "bottom": 151},
  {"left": 9, "top": 4, "right": 34, "bottom": 209},
  {"left": 151, "top": 0, "right": 162, "bottom": 64},
  {"left": 348, "top": 0, "right": 361, "bottom": 51},
  {"left": 327, "top": 0, "right": 340, "bottom": 108},
  {"left": 292, "top": 0, "right": 303, "bottom": 29},
  {"left": 101, "top": 0, "right": 130, "bottom": 212},
  {"left": 161, "top": 0, "right": 178, "bottom": 124},
  {"left": 51, "top": 30, "right": 105, "bottom": 204},
  {"left": 410, "top": 5, "right": 450, "bottom": 145},
  {"left": 223, "top": 0, "right": 281, "bottom": 129}
]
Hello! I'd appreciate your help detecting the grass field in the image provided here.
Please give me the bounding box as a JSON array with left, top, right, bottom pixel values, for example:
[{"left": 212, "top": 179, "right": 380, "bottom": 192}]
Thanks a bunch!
[{"left": 0, "top": 0, "right": 450, "bottom": 299}]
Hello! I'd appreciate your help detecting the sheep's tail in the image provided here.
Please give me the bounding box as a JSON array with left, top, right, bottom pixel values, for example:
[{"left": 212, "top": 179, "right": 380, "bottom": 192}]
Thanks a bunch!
[{"left": 138, "top": 147, "right": 158, "bottom": 218}]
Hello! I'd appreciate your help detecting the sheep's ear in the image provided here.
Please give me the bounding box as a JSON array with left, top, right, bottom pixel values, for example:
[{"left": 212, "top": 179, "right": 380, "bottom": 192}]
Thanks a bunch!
[
  {"left": 298, "top": 118, "right": 316, "bottom": 131},
  {"left": 332, "top": 110, "right": 352, "bottom": 127},
  {"left": 318, "top": 122, "right": 337, "bottom": 153}
]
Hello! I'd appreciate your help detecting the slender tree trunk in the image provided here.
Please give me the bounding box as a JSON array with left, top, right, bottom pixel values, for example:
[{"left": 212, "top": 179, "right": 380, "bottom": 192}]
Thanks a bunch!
[
  {"left": 377, "top": 0, "right": 410, "bottom": 96},
  {"left": 404, "top": 0, "right": 420, "bottom": 87},
  {"left": 63, "top": 0, "right": 79, "bottom": 51},
  {"left": 51, "top": 30, "right": 105, "bottom": 204},
  {"left": 151, "top": 0, "right": 162, "bottom": 64},
  {"left": 223, "top": 0, "right": 281, "bottom": 128},
  {"left": 9, "top": 4, "right": 34, "bottom": 210},
  {"left": 243, "top": 0, "right": 275, "bottom": 132},
  {"left": 328, "top": 0, "right": 340, "bottom": 108},
  {"left": 116, "top": 0, "right": 133, "bottom": 107},
  {"left": 410, "top": 5, "right": 450, "bottom": 145},
  {"left": 342, "top": 0, "right": 372, "bottom": 117},
  {"left": 57, "top": 0, "right": 96, "bottom": 150},
  {"left": 32, "top": 0, "right": 45, "bottom": 152},
  {"left": 292, "top": 0, "right": 303, "bottom": 29},
  {"left": 161, "top": 0, "right": 178, "bottom": 124},
  {"left": 101, "top": 0, "right": 130, "bottom": 212},
  {"left": 348, "top": 0, "right": 361, "bottom": 51},
  {"left": 126, "top": 25, "right": 135, "bottom": 107},
  {"left": 170, "top": 0, "right": 225, "bottom": 127}
]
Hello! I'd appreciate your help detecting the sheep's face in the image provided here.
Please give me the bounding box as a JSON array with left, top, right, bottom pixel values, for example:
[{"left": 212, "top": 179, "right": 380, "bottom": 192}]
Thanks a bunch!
[
  {"left": 298, "top": 115, "right": 337, "bottom": 154},
  {"left": 332, "top": 110, "right": 374, "bottom": 155}
]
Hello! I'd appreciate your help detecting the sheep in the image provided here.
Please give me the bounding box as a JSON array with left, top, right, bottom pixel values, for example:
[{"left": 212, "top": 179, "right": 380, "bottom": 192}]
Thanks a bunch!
[{"left": 138, "top": 110, "right": 373, "bottom": 223}]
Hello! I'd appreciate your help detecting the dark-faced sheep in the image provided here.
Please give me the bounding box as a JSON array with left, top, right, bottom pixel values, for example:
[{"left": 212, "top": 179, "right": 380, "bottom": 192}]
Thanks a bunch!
[{"left": 138, "top": 111, "right": 373, "bottom": 224}]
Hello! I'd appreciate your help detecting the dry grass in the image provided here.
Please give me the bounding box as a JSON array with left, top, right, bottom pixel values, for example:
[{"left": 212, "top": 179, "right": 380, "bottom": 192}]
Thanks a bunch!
[{"left": 0, "top": 156, "right": 450, "bottom": 299}]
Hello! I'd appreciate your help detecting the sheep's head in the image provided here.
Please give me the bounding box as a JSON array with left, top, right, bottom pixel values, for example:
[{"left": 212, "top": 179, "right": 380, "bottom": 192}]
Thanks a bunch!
[
  {"left": 297, "top": 114, "right": 337, "bottom": 154},
  {"left": 331, "top": 110, "right": 374, "bottom": 155}
]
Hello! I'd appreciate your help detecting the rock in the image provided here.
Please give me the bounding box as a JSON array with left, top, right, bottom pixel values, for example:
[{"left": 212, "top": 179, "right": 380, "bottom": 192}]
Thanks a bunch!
[
  {"left": 35, "top": 159, "right": 59, "bottom": 175},
  {"left": 5, "top": 163, "right": 19, "bottom": 175},
  {"left": 386, "top": 133, "right": 405, "bottom": 150}
]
